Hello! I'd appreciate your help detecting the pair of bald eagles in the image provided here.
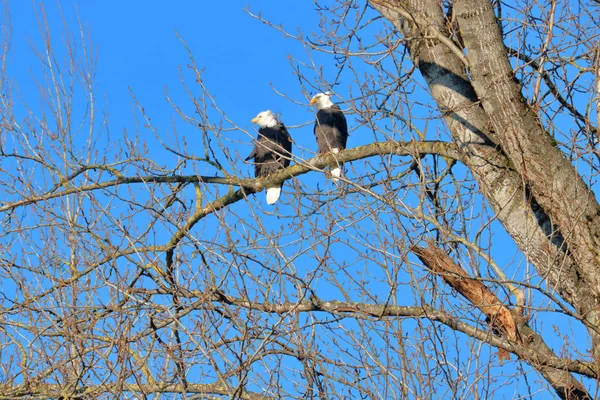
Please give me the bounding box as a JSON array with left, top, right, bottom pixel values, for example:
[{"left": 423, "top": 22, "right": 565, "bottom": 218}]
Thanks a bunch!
[{"left": 246, "top": 92, "right": 348, "bottom": 205}]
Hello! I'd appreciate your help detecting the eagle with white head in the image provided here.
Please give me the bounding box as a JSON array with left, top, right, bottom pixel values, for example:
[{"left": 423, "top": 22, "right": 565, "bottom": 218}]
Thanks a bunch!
[
  {"left": 246, "top": 110, "right": 292, "bottom": 205},
  {"left": 310, "top": 92, "right": 348, "bottom": 181}
]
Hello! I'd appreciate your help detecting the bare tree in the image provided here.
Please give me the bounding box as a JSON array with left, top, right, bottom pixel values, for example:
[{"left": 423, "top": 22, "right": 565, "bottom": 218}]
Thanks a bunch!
[{"left": 0, "top": 0, "right": 599, "bottom": 399}]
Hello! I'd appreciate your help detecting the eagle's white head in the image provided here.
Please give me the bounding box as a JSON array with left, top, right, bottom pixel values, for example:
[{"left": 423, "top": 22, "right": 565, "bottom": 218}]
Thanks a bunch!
[
  {"left": 251, "top": 110, "right": 279, "bottom": 128},
  {"left": 310, "top": 92, "right": 334, "bottom": 109}
]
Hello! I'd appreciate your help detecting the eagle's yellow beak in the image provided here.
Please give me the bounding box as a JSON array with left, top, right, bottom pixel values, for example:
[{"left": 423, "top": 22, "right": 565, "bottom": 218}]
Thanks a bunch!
[
  {"left": 251, "top": 117, "right": 260, "bottom": 123},
  {"left": 310, "top": 97, "right": 317, "bottom": 105}
]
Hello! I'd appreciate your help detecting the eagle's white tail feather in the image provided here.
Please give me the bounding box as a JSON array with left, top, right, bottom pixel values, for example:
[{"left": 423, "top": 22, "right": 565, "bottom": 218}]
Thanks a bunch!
[
  {"left": 331, "top": 148, "right": 342, "bottom": 182},
  {"left": 331, "top": 167, "right": 342, "bottom": 182},
  {"left": 266, "top": 187, "right": 282, "bottom": 205}
]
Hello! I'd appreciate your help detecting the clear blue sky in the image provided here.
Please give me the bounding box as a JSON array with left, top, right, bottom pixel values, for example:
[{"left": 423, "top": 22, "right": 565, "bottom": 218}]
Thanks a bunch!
[{"left": 8, "top": 1, "right": 329, "bottom": 159}]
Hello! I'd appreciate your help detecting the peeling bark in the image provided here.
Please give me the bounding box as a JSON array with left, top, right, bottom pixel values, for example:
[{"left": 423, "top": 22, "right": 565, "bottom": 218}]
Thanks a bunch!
[
  {"left": 411, "top": 242, "right": 592, "bottom": 400},
  {"left": 412, "top": 242, "right": 519, "bottom": 341}
]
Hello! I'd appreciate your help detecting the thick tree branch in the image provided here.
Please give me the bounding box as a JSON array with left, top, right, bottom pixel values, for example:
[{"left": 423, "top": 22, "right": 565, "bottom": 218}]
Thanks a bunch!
[
  {"left": 0, "top": 140, "right": 459, "bottom": 213},
  {"left": 197, "top": 290, "right": 598, "bottom": 381}
]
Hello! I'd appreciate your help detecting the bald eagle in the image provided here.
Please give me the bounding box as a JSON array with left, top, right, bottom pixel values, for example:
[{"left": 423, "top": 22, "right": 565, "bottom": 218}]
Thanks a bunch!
[
  {"left": 246, "top": 110, "right": 292, "bottom": 205},
  {"left": 310, "top": 92, "right": 348, "bottom": 180}
]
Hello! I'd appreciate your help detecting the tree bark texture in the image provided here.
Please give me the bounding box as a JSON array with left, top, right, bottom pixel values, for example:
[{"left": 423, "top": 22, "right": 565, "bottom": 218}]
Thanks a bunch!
[
  {"left": 369, "top": 0, "right": 600, "bottom": 395},
  {"left": 454, "top": 0, "right": 600, "bottom": 303},
  {"left": 369, "top": 0, "right": 599, "bottom": 317}
]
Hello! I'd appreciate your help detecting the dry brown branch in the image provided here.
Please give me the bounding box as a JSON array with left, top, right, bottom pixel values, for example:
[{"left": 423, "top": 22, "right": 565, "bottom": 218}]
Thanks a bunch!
[
  {"left": 411, "top": 241, "right": 519, "bottom": 342},
  {"left": 0, "top": 140, "right": 460, "bottom": 213},
  {"left": 411, "top": 241, "right": 592, "bottom": 399},
  {"left": 0, "top": 382, "right": 273, "bottom": 400}
]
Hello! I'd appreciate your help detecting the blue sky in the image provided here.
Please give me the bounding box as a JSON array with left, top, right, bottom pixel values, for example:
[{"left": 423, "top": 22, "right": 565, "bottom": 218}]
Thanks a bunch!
[
  {"left": 4, "top": 1, "right": 596, "bottom": 398},
  {"left": 7, "top": 3, "right": 294, "bottom": 178},
  {"left": 9, "top": 2, "right": 312, "bottom": 102}
]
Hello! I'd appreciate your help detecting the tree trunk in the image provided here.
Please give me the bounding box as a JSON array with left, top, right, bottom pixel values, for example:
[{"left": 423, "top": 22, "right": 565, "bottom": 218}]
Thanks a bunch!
[
  {"left": 454, "top": 0, "right": 600, "bottom": 306},
  {"left": 370, "top": 0, "right": 599, "bottom": 394}
]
